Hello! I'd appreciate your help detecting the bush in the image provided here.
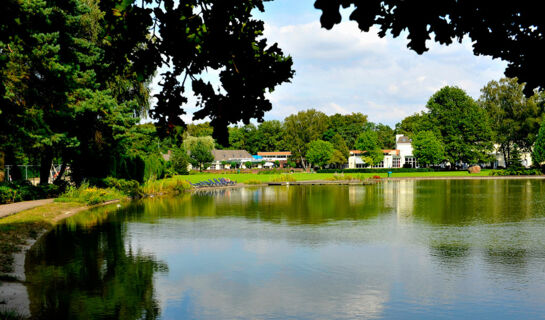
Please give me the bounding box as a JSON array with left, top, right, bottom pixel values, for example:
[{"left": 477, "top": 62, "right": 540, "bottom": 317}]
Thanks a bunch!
[
  {"left": 102, "top": 177, "right": 143, "bottom": 198},
  {"left": 0, "top": 181, "right": 66, "bottom": 204},
  {"left": 489, "top": 168, "right": 543, "bottom": 176},
  {"left": 271, "top": 174, "right": 296, "bottom": 182},
  {"left": 0, "top": 186, "right": 17, "bottom": 204},
  {"left": 257, "top": 169, "right": 291, "bottom": 175},
  {"left": 55, "top": 183, "right": 125, "bottom": 205},
  {"left": 316, "top": 168, "right": 434, "bottom": 173}
]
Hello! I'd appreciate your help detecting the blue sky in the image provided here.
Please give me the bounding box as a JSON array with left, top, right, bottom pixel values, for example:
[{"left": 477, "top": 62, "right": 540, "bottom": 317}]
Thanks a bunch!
[{"left": 152, "top": 0, "right": 508, "bottom": 127}]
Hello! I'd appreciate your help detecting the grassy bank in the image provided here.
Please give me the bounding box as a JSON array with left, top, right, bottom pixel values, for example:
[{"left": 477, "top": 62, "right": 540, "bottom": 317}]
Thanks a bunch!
[
  {"left": 182, "top": 170, "right": 492, "bottom": 183},
  {"left": 0, "top": 202, "right": 86, "bottom": 277}
]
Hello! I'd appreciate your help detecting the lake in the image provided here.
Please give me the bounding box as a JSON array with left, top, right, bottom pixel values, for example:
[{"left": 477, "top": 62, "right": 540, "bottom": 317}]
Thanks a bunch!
[{"left": 25, "top": 179, "right": 545, "bottom": 319}]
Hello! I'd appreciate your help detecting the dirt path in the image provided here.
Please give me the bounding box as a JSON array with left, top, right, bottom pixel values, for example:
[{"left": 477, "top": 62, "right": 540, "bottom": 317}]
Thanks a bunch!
[{"left": 0, "top": 199, "right": 55, "bottom": 219}]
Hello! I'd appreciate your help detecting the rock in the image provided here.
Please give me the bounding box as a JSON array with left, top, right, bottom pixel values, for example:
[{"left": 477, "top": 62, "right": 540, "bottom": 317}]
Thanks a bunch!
[{"left": 468, "top": 165, "right": 481, "bottom": 174}]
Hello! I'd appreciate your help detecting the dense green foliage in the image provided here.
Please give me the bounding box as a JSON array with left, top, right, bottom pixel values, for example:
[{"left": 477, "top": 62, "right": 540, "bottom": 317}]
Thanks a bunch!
[
  {"left": 426, "top": 86, "right": 493, "bottom": 164},
  {"left": 489, "top": 168, "right": 542, "bottom": 176},
  {"left": 317, "top": 168, "right": 435, "bottom": 173},
  {"left": 0, "top": 181, "right": 64, "bottom": 204},
  {"left": 189, "top": 141, "right": 214, "bottom": 171},
  {"left": 479, "top": 78, "right": 544, "bottom": 164},
  {"left": 355, "top": 130, "right": 384, "bottom": 166},
  {"left": 0, "top": 0, "right": 294, "bottom": 185},
  {"left": 306, "top": 140, "right": 334, "bottom": 169},
  {"left": 284, "top": 109, "right": 329, "bottom": 168},
  {"left": 412, "top": 131, "right": 445, "bottom": 166},
  {"left": 532, "top": 119, "right": 545, "bottom": 166}
]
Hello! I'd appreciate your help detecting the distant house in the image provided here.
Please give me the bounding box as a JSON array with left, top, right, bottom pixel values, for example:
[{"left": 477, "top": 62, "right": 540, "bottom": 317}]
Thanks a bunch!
[
  {"left": 257, "top": 151, "right": 291, "bottom": 167},
  {"left": 209, "top": 150, "right": 253, "bottom": 170},
  {"left": 348, "top": 135, "right": 419, "bottom": 168}
]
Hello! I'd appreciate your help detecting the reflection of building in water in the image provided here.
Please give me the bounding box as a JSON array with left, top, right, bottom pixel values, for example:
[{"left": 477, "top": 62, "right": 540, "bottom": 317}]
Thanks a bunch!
[
  {"left": 381, "top": 180, "right": 415, "bottom": 222},
  {"left": 348, "top": 185, "right": 366, "bottom": 206}
]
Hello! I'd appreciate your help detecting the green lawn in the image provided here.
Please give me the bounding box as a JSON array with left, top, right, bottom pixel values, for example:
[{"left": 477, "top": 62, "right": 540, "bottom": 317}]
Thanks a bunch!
[{"left": 181, "top": 170, "right": 491, "bottom": 184}]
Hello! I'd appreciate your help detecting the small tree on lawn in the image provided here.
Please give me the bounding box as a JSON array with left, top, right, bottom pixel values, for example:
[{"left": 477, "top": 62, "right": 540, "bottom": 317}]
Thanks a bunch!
[
  {"left": 171, "top": 147, "right": 190, "bottom": 175},
  {"left": 244, "top": 161, "right": 253, "bottom": 169},
  {"left": 189, "top": 141, "right": 214, "bottom": 171},
  {"left": 274, "top": 160, "right": 280, "bottom": 168},
  {"left": 532, "top": 120, "right": 545, "bottom": 169},
  {"left": 306, "top": 140, "right": 334, "bottom": 169},
  {"left": 412, "top": 131, "right": 445, "bottom": 167},
  {"left": 230, "top": 161, "right": 238, "bottom": 169},
  {"left": 355, "top": 130, "right": 384, "bottom": 165}
]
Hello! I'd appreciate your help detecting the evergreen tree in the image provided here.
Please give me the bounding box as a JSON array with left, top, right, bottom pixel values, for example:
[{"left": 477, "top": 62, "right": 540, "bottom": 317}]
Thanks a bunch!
[{"left": 532, "top": 120, "right": 545, "bottom": 168}]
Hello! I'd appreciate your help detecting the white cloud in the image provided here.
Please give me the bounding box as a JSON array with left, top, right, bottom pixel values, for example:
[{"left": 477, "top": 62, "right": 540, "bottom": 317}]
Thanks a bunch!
[{"left": 260, "top": 18, "right": 508, "bottom": 126}]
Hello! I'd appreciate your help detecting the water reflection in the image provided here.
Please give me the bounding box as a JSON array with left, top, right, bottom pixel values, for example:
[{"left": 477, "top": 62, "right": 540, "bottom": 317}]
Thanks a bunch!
[
  {"left": 25, "top": 205, "right": 167, "bottom": 320},
  {"left": 25, "top": 180, "right": 545, "bottom": 319}
]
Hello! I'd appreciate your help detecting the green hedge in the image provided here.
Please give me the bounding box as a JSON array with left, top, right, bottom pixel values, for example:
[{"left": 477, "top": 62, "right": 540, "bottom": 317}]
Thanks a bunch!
[
  {"left": 489, "top": 169, "right": 543, "bottom": 176},
  {"left": 316, "top": 168, "right": 435, "bottom": 173},
  {"left": 0, "top": 181, "right": 65, "bottom": 204}
]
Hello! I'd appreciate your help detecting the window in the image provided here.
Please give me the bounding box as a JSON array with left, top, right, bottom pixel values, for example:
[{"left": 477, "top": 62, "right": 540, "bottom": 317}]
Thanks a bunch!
[
  {"left": 372, "top": 161, "right": 384, "bottom": 168},
  {"left": 393, "top": 157, "right": 401, "bottom": 168},
  {"left": 404, "top": 156, "right": 418, "bottom": 168}
]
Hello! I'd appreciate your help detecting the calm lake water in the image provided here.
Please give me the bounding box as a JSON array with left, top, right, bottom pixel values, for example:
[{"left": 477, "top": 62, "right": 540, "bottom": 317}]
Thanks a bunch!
[{"left": 26, "top": 180, "right": 545, "bottom": 319}]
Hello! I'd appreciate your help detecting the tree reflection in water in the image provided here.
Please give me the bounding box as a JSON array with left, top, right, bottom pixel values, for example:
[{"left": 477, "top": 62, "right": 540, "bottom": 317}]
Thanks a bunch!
[{"left": 25, "top": 205, "right": 167, "bottom": 320}]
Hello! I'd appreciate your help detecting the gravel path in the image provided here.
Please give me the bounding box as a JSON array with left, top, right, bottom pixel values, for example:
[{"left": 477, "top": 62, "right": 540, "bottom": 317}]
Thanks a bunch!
[{"left": 0, "top": 199, "right": 54, "bottom": 219}]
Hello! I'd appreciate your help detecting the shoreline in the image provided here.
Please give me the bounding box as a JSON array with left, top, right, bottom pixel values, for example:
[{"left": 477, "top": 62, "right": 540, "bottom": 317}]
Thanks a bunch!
[
  {"left": 0, "top": 200, "right": 121, "bottom": 318},
  {"left": 191, "top": 175, "right": 545, "bottom": 191}
]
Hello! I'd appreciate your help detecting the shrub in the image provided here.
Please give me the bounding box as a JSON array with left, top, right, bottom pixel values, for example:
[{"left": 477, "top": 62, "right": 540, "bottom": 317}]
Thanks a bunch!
[
  {"left": 317, "top": 168, "right": 434, "bottom": 173},
  {"left": 55, "top": 183, "right": 125, "bottom": 205},
  {"left": 102, "top": 177, "right": 143, "bottom": 198},
  {"left": 245, "top": 180, "right": 264, "bottom": 185},
  {"left": 271, "top": 174, "right": 296, "bottom": 182},
  {"left": 0, "top": 186, "right": 17, "bottom": 204},
  {"left": 489, "top": 169, "right": 543, "bottom": 176}
]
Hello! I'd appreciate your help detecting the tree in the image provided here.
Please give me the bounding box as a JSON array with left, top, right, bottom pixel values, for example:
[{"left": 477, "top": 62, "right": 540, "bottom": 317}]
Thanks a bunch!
[
  {"left": 306, "top": 140, "right": 334, "bottom": 169},
  {"left": 373, "top": 123, "right": 396, "bottom": 149},
  {"left": 1, "top": 0, "right": 295, "bottom": 183},
  {"left": 148, "top": 0, "right": 295, "bottom": 143},
  {"left": 395, "top": 112, "right": 438, "bottom": 138},
  {"left": 426, "top": 86, "right": 493, "bottom": 165},
  {"left": 412, "top": 131, "right": 445, "bottom": 167},
  {"left": 183, "top": 135, "right": 215, "bottom": 153},
  {"left": 189, "top": 141, "right": 214, "bottom": 171},
  {"left": 244, "top": 161, "right": 253, "bottom": 169},
  {"left": 532, "top": 120, "right": 545, "bottom": 167},
  {"left": 256, "top": 120, "right": 286, "bottom": 152},
  {"left": 329, "top": 150, "right": 347, "bottom": 169},
  {"left": 170, "top": 147, "right": 190, "bottom": 175},
  {"left": 355, "top": 130, "right": 384, "bottom": 165},
  {"left": 284, "top": 109, "right": 329, "bottom": 169},
  {"left": 322, "top": 113, "right": 367, "bottom": 149},
  {"left": 228, "top": 124, "right": 259, "bottom": 154},
  {"left": 479, "top": 78, "right": 543, "bottom": 167},
  {"left": 315, "top": 1, "right": 544, "bottom": 95},
  {"left": 187, "top": 123, "right": 214, "bottom": 137},
  {"left": 330, "top": 134, "right": 349, "bottom": 159}
]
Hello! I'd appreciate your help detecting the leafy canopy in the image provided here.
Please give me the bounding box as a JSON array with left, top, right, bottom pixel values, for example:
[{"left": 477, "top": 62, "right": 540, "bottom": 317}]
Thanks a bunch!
[
  {"left": 315, "top": 1, "right": 544, "bottom": 95},
  {"left": 306, "top": 140, "right": 334, "bottom": 169}
]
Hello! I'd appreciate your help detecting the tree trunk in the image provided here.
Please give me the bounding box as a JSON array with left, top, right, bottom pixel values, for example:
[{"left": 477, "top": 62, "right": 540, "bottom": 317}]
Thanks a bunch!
[
  {"left": 39, "top": 149, "right": 53, "bottom": 185},
  {"left": 0, "top": 151, "right": 4, "bottom": 182}
]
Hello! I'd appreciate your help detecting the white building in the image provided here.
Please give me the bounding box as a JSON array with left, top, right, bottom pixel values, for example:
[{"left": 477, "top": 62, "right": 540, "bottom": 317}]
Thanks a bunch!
[
  {"left": 489, "top": 144, "right": 533, "bottom": 168},
  {"left": 348, "top": 135, "right": 419, "bottom": 169}
]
